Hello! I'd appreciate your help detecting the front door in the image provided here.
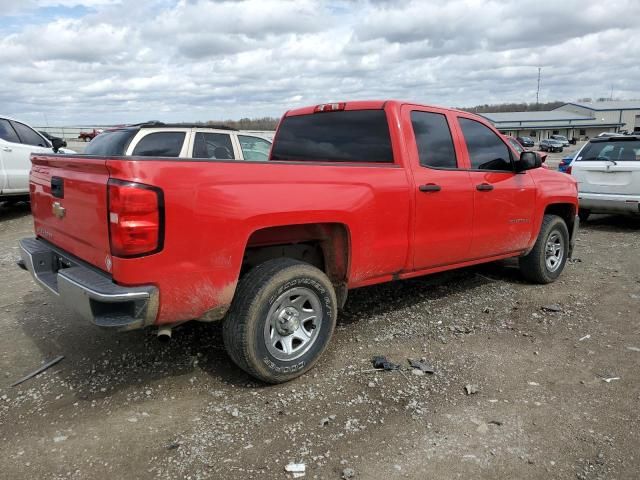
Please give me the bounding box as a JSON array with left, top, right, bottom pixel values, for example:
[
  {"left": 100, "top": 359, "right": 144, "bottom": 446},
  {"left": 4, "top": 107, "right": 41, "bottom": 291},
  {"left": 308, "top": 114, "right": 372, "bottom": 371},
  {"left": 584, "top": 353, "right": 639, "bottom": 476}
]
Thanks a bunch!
[
  {"left": 401, "top": 105, "right": 474, "bottom": 270},
  {"left": 455, "top": 115, "right": 536, "bottom": 259}
]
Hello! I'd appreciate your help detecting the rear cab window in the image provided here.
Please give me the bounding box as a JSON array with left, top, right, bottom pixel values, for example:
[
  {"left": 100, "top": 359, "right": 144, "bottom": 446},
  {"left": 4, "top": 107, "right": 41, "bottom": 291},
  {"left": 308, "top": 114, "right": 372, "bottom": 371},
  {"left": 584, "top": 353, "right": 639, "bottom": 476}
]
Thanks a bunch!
[{"left": 270, "top": 109, "right": 394, "bottom": 163}]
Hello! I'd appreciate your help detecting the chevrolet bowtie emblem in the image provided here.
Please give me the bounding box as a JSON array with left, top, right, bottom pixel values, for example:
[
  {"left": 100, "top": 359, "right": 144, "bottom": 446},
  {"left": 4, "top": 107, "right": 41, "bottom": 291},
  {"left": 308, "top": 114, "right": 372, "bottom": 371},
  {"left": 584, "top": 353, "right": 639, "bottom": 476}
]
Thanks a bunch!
[{"left": 52, "top": 201, "right": 66, "bottom": 219}]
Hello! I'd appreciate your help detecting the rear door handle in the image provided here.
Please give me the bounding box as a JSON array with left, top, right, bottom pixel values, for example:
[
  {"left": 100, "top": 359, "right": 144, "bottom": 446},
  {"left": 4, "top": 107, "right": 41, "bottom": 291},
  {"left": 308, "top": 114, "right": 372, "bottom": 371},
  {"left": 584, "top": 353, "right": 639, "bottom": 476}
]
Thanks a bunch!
[
  {"left": 476, "top": 183, "right": 494, "bottom": 192},
  {"left": 419, "top": 183, "right": 441, "bottom": 192},
  {"left": 1, "top": 147, "right": 12, "bottom": 152}
]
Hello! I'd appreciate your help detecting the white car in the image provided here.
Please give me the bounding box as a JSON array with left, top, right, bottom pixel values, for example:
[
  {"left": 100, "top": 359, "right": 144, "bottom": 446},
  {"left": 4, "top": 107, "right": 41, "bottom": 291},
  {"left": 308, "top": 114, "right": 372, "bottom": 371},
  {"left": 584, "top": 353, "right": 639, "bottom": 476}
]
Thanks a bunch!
[
  {"left": 571, "top": 135, "right": 640, "bottom": 220},
  {"left": 0, "top": 116, "right": 74, "bottom": 202},
  {"left": 84, "top": 123, "right": 272, "bottom": 161}
]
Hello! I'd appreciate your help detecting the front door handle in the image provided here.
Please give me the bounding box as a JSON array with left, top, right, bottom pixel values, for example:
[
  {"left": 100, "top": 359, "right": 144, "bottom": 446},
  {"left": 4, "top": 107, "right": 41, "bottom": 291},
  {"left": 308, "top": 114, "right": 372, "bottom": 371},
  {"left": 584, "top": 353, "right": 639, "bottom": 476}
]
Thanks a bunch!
[
  {"left": 419, "top": 183, "right": 441, "bottom": 192},
  {"left": 476, "top": 183, "right": 494, "bottom": 192},
  {"left": 1, "top": 147, "right": 12, "bottom": 152}
]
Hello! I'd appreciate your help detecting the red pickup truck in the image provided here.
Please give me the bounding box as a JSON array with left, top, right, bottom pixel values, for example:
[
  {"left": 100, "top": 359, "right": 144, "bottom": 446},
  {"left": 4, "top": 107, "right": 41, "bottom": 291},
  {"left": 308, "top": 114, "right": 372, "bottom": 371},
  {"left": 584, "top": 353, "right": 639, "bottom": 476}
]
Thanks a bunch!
[{"left": 19, "top": 100, "right": 578, "bottom": 383}]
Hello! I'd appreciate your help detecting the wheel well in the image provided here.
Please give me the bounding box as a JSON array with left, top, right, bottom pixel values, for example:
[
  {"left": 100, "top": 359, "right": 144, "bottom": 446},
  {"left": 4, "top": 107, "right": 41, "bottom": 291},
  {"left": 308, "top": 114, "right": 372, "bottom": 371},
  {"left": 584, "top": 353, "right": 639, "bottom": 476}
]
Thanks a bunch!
[
  {"left": 242, "top": 223, "right": 350, "bottom": 306},
  {"left": 544, "top": 203, "right": 576, "bottom": 231}
]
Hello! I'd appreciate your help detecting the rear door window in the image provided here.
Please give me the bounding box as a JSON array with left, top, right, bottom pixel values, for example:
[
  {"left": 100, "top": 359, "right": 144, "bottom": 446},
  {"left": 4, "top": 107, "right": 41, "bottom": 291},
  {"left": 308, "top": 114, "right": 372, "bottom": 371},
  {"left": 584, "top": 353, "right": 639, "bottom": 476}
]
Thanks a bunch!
[
  {"left": 410, "top": 111, "right": 458, "bottom": 168},
  {"left": 459, "top": 118, "right": 513, "bottom": 171},
  {"left": 238, "top": 135, "right": 271, "bottom": 161},
  {"left": 0, "top": 119, "right": 20, "bottom": 143},
  {"left": 132, "top": 132, "right": 186, "bottom": 157},
  {"left": 271, "top": 110, "right": 393, "bottom": 163},
  {"left": 193, "top": 132, "right": 234, "bottom": 159}
]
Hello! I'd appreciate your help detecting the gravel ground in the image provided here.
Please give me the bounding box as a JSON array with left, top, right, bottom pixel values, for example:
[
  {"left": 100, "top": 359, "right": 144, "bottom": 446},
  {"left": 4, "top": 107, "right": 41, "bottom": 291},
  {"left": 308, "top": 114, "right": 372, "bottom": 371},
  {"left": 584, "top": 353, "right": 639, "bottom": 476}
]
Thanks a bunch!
[{"left": 1, "top": 157, "right": 639, "bottom": 479}]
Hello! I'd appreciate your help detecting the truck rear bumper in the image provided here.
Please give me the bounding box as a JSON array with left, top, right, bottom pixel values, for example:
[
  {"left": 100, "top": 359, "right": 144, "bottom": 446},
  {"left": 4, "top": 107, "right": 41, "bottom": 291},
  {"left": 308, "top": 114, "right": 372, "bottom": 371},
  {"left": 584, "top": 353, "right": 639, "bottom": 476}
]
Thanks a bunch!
[{"left": 18, "top": 237, "right": 158, "bottom": 330}]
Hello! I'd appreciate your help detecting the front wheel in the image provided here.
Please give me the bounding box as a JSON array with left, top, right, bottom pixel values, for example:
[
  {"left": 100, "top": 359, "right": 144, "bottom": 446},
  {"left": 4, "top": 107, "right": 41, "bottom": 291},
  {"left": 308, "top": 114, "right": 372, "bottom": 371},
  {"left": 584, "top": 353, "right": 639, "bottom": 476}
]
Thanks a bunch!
[
  {"left": 223, "top": 258, "right": 337, "bottom": 383},
  {"left": 519, "top": 214, "right": 569, "bottom": 284}
]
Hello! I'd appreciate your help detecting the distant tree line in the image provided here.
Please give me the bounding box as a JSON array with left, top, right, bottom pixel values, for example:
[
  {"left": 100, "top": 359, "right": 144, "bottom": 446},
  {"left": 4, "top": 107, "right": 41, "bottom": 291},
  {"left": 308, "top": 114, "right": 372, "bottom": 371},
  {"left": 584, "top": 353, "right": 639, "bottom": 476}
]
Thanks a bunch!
[
  {"left": 203, "top": 117, "right": 279, "bottom": 130},
  {"left": 460, "top": 101, "right": 566, "bottom": 113}
]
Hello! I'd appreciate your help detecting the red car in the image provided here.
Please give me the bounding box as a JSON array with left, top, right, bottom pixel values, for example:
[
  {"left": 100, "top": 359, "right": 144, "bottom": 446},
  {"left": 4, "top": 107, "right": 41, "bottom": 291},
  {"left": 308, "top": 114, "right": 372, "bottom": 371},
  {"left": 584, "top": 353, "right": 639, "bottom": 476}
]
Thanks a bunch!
[
  {"left": 77, "top": 129, "right": 102, "bottom": 142},
  {"left": 20, "top": 100, "right": 578, "bottom": 383}
]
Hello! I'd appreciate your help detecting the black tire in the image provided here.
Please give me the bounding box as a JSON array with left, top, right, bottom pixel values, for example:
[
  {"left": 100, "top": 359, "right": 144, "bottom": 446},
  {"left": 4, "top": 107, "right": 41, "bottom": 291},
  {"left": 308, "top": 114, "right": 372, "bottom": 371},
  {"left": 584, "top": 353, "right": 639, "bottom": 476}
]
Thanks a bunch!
[
  {"left": 578, "top": 209, "right": 590, "bottom": 222},
  {"left": 519, "top": 214, "right": 570, "bottom": 284},
  {"left": 223, "top": 258, "right": 337, "bottom": 383}
]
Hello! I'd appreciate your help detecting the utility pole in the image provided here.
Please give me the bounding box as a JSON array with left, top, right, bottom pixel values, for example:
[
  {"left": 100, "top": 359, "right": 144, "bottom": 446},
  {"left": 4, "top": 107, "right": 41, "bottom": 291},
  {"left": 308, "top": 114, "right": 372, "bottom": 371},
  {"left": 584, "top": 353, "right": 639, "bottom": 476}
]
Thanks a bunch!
[{"left": 536, "top": 67, "right": 541, "bottom": 106}]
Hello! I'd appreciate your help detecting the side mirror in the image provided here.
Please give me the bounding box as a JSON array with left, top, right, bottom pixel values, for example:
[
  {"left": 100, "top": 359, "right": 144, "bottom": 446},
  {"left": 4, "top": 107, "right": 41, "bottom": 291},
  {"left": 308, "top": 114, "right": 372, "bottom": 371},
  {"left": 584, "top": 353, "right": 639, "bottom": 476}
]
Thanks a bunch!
[
  {"left": 515, "top": 151, "right": 541, "bottom": 172},
  {"left": 51, "top": 137, "right": 64, "bottom": 153}
]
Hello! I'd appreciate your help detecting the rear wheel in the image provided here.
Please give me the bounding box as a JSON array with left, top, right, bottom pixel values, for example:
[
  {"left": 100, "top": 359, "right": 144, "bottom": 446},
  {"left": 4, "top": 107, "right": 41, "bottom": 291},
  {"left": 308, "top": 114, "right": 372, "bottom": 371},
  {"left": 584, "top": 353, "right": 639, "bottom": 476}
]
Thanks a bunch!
[
  {"left": 223, "top": 258, "right": 337, "bottom": 383},
  {"left": 578, "top": 209, "right": 590, "bottom": 222},
  {"left": 519, "top": 214, "right": 569, "bottom": 284}
]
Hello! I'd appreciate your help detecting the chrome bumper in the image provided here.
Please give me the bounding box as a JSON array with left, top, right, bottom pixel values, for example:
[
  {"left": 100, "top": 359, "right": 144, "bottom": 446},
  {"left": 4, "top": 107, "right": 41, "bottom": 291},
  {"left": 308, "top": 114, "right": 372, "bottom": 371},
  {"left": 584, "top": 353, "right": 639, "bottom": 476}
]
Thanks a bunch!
[{"left": 18, "top": 237, "right": 158, "bottom": 330}]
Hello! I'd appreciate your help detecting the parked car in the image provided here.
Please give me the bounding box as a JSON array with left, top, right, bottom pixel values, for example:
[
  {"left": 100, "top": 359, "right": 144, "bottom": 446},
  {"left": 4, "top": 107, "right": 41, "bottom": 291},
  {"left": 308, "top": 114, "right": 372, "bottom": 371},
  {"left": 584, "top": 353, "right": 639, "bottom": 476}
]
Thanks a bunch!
[
  {"left": 78, "top": 129, "right": 103, "bottom": 142},
  {"left": 570, "top": 135, "right": 640, "bottom": 221},
  {"left": 18, "top": 100, "right": 578, "bottom": 383},
  {"left": 516, "top": 136, "right": 535, "bottom": 147},
  {"left": 1, "top": 116, "right": 73, "bottom": 202},
  {"left": 550, "top": 135, "right": 570, "bottom": 147},
  {"left": 38, "top": 131, "right": 67, "bottom": 148},
  {"left": 558, "top": 154, "right": 575, "bottom": 173},
  {"left": 539, "top": 139, "right": 564, "bottom": 152},
  {"left": 83, "top": 123, "right": 272, "bottom": 160}
]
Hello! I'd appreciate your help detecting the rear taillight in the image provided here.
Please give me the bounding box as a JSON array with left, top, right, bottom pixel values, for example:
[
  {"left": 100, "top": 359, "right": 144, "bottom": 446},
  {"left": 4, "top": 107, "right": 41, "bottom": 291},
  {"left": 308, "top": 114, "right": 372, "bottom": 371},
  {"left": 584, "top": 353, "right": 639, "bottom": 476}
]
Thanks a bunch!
[
  {"left": 566, "top": 166, "right": 572, "bottom": 175},
  {"left": 108, "top": 179, "right": 163, "bottom": 257}
]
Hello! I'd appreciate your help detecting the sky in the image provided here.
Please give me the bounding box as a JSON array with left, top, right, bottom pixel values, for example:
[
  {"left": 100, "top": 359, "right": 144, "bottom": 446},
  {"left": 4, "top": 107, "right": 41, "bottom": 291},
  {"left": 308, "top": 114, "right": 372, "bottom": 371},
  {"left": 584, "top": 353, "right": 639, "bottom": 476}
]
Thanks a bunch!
[{"left": 1, "top": 0, "right": 639, "bottom": 126}]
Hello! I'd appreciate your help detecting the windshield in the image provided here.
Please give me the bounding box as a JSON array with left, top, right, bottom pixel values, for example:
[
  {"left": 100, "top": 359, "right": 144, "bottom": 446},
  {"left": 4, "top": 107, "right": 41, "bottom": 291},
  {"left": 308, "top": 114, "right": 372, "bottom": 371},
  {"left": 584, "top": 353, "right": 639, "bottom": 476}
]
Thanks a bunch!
[
  {"left": 578, "top": 139, "right": 640, "bottom": 162},
  {"left": 84, "top": 128, "right": 137, "bottom": 156}
]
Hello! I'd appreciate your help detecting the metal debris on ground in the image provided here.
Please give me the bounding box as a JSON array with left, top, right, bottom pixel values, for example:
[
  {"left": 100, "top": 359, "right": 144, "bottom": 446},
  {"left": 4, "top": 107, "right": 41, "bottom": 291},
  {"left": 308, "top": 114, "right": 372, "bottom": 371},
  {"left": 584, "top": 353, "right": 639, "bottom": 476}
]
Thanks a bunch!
[
  {"left": 541, "top": 304, "right": 562, "bottom": 313},
  {"left": 602, "top": 377, "right": 620, "bottom": 383},
  {"left": 371, "top": 355, "right": 400, "bottom": 371},
  {"left": 284, "top": 462, "right": 306, "bottom": 478},
  {"left": 11, "top": 355, "right": 64, "bottom": 387},
  {"left": 407, "top": 358, "right": 435, "bottom": 374},
  {"left": 578, "top": 334, "right": 591, "bottom": 341},
  {"left": 465, "top": 384, "right": 479, "bottom": 395},
  {"left": 626, "top": 346, "right": 640, "bottom": 352}
]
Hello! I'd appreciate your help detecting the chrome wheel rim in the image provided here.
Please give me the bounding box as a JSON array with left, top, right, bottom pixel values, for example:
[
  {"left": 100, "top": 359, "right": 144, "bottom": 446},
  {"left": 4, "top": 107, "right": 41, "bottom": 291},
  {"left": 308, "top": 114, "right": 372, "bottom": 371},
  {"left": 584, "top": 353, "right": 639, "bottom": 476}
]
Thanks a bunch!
[
  {"left": 545, "top": 231, "right": 564, "bottom": 272},
  {"left": 264, "top": 287, "right": 322, "bottom": 361}
]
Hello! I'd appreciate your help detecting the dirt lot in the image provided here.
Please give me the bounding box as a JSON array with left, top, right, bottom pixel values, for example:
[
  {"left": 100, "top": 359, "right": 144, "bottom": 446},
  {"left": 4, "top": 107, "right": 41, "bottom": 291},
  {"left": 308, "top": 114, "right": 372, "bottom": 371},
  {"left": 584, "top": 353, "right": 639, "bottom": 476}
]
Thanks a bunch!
[{"left": 1, "top": 152, "right": 639, "bottom": 480}]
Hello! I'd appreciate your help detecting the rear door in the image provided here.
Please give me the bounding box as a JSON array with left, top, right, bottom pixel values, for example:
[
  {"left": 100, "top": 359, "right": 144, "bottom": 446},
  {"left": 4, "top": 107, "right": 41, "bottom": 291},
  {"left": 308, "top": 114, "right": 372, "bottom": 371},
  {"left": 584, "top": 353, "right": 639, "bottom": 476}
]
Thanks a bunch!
[
  {"left": 401, "top": 105, "right": 474, "bottom": 269},
  {"left": 572, "top": 138, "right": 640, "bottom": 195},
  {"left": 455, "top": 115, "right": 536, "bottom": 259},
  {"left": 30, "top": 155, "right": 112, "bottom": 271}
]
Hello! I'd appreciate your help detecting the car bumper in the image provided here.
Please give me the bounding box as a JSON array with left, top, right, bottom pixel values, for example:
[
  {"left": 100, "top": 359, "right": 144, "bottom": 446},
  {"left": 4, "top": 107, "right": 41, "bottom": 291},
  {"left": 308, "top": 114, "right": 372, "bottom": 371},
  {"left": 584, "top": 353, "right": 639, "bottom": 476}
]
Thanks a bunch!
[
  {"left": 18, "top": 237, "right": 158, "bottom": 330},
  {"left": 578, "top": 192, "right": 640, "bottom": 215}
]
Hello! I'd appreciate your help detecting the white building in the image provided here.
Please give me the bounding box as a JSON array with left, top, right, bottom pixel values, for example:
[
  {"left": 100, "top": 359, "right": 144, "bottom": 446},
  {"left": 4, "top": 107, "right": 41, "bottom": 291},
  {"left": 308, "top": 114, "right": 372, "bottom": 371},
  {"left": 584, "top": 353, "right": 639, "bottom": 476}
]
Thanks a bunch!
[{"left": 480, "top": 100, "right": 640, "bottom": 141}]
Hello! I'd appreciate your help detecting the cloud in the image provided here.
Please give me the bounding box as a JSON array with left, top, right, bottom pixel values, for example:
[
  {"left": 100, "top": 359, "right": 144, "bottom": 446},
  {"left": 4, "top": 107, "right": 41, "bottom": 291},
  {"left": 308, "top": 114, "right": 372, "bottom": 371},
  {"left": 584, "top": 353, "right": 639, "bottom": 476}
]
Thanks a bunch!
[{"left": 0, "top": 0, "right": 639, "bottom": 125}]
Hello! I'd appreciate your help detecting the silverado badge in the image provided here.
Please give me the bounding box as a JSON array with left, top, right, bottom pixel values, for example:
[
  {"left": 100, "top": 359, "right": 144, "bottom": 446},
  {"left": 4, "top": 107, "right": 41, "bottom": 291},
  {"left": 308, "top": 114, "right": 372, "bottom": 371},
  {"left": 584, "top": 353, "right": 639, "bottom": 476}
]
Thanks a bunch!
[{"left": 52, "top": 201, "right": 66, "bottom": 219}]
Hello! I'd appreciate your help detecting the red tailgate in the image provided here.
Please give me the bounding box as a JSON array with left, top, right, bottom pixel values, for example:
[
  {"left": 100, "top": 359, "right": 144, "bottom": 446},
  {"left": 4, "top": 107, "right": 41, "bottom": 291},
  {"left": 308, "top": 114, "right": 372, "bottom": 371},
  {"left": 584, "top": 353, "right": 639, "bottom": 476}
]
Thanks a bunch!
[{"left": 30, "top": 154, "right": 112, "bottom": 271}]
